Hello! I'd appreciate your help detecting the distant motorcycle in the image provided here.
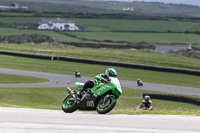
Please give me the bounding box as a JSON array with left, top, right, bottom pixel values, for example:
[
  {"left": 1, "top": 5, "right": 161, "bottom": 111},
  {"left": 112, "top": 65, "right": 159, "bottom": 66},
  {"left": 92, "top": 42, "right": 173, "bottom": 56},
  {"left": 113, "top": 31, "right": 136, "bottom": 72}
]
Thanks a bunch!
[
  {"left": 137, "top": 80, "right": 143, "bottom": 86},
  {"left": 75, "top": 72, "right": 81, "bottom": 78},
  {"left": 62, "top": 77, "right": 122, "bottom": 114}
]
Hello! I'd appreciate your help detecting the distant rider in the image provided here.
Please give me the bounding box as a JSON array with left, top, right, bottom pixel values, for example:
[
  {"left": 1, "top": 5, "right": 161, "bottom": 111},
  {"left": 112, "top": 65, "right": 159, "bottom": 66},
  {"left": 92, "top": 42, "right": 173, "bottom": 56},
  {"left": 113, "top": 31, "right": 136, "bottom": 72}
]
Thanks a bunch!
[
  {"left": 77, "top": 68, "right": 117, "bottom": 96},
  {"left": 137, "top": 95, "right": 153, "bottom": 110},
  {"left": 137, "top": 78, "right": 143, "bottom": 86},
  {"left": 74, "top": 70, "right": 80, "bottom": 77}
]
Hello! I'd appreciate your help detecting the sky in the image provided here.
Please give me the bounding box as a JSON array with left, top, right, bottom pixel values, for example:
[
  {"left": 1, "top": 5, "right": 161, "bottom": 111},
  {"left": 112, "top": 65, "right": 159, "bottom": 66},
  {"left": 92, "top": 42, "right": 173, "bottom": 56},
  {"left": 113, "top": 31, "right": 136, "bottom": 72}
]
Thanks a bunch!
[{"left": 95, "top": 0, "right": 200, "bottom": 7}]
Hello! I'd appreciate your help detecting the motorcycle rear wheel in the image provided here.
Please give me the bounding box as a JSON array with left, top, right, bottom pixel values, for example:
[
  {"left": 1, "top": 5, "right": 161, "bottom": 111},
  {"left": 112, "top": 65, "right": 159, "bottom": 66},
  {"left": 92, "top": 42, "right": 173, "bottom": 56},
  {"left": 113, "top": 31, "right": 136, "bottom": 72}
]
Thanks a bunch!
[
  {"left": 96, "top": 95, "right": 116, "bottom": 114},
  {"left": 62, "top": 95, "right": 77, "bottom": 113}
]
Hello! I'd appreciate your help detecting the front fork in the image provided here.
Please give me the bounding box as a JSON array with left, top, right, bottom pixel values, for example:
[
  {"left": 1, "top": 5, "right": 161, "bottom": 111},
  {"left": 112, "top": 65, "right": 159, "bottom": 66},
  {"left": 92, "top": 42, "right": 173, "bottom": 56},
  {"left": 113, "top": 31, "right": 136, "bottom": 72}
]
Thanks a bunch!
[{"left": 102, "top": 94, "right": 110, "bottom": 104}]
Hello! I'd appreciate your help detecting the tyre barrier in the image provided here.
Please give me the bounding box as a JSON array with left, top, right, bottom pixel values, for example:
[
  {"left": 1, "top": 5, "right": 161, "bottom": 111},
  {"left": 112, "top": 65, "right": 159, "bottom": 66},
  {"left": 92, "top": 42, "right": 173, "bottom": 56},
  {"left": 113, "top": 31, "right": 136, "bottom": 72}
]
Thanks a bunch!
[
  {"left": 0, "top": 50, "right": 57, "bottom": 60},
  {"left": 59, "top": 56, "right": 200, "bottom": 76},
  {"left": 1, "top": 50, "right": 200, "bottom": 76},
  {"left": 143, "top": 93, "right": 200, "bottom": 106}
]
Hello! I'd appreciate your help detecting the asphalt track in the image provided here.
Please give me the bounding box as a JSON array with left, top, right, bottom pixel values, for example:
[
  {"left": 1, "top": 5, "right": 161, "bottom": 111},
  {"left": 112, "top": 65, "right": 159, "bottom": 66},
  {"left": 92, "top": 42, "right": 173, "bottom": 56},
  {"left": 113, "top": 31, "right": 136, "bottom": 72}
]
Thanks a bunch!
[
  {"left": 0, "top": 68, "right": 200, "bottom": 133},
  {"left": 0, "top": 107, "right": 200, "bottom": 133}
]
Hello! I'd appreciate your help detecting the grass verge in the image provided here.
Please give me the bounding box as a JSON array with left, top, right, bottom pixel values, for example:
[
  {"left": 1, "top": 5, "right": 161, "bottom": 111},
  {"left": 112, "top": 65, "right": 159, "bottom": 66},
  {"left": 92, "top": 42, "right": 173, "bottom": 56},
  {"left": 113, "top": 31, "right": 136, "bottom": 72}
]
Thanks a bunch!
[
  {"left": 0, "top": 73, "right": 49, "bottom": 84},
  {"left": 0, "top": 87, "right": 199, "bottom": 115}
]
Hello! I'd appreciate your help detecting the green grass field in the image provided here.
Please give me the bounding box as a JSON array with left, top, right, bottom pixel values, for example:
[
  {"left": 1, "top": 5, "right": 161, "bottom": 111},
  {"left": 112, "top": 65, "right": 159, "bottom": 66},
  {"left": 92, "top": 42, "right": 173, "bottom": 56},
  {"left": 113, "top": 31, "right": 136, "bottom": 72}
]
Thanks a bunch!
[
  {"left": 1, "top": 15, "right": 200, "bottom": 46},
  {"left": 1, "top": 17, "right": 200, "bottom": 32},
  {"left": 1, "top": 43, "right": 200, "bottom": 70},
  {"left": 0, "top": 27, "right": 81, "bottom": 42},
  {"left": 1, "top": 27, "right": 200, "bottom": 45},
  {"left": 68, "top": 32, "right": 200, "bottom": 44},
  {"left": 0, "top": 73, "right": 49, "bottom": 84}
]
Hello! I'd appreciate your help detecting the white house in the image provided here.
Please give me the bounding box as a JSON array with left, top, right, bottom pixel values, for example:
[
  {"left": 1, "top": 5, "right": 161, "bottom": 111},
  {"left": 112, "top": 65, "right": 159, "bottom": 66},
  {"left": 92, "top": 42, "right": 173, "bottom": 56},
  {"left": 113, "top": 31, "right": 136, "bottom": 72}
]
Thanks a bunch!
[
  {"left": 122, "top": 7, "right": 134, "bottom": 11},
  {"left": 38, "top": 18, "right": 79, "bottom": 31}
]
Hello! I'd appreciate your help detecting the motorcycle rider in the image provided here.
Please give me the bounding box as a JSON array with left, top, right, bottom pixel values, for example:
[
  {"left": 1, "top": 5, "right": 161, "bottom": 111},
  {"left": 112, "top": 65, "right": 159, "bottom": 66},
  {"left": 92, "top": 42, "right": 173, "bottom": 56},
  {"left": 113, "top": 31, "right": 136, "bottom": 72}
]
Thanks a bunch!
[
  {"left": 77, "top": 68, "right": 117, "bottom": 97},
  {"left": 137, "top": 78, "right": 140, "bottom": 86},
  {"left": 137, "top": 78, "right": 143, "bottom": 86},
  {"left": 74, "top": 70, "right": 80, "bottom": 77},
  {"left": 137, "top": 95, "right": 153, "bottom": 110}
]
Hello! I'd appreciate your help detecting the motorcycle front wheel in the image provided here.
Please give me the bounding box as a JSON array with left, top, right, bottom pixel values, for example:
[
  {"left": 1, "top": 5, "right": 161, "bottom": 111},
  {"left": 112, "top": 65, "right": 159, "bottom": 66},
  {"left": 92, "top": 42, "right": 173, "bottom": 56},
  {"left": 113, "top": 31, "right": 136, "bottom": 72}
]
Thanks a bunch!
[
  {"left": 62, "top": 95, "right": 77, "bottom": 113},
  {"left": 96, "top": 95, "right": 117, "bottom": 114}
]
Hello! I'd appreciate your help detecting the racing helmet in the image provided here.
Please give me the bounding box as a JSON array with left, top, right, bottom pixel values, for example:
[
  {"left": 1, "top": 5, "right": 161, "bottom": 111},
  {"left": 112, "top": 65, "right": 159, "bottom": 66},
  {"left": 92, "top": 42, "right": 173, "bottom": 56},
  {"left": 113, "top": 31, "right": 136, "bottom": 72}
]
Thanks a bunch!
[
  {"left": 105, "top": 68, "right": 117, "bottom": 78},
  {"left": 144, "top": 95, "right": 150, "bottom": 102}
]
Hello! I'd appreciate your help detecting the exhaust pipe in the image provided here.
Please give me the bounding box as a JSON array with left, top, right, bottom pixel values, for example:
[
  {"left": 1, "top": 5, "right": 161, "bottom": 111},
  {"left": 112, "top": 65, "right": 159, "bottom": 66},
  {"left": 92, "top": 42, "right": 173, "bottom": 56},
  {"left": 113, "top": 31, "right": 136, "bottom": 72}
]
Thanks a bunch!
[
  {"left": 67, "top": 87, "right": 77, "bottom": 100},
  {"left": 67, "top": 87, "right": 73, "bottom": 95}
]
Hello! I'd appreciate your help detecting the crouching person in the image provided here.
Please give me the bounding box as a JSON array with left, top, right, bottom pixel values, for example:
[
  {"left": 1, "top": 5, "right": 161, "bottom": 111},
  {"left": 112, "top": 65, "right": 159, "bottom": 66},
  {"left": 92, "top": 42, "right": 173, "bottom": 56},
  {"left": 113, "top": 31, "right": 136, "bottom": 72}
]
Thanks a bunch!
[{"left": 137, "top": 95, "right": 153, "bottom": 110}]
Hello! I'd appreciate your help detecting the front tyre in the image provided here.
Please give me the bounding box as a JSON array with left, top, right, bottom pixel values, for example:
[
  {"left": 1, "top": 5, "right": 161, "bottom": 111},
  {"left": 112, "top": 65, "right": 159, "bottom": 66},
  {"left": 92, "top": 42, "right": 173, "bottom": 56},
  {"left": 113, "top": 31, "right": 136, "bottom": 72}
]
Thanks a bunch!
[
  {"left": 96, "top": 95, "right": 117, "bottom": 114},
  {"left": 62, "top": 95, "right": 77, "bottom": 113}
]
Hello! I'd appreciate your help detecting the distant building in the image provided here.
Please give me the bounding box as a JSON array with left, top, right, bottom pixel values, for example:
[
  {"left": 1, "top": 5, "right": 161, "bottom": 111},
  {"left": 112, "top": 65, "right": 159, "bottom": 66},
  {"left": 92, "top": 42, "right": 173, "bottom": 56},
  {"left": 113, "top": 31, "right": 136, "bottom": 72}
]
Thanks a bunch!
[
  {"left": 188, "top": 43, "right": 192, "bottom": 50},
  {"left": 122, "top": 7, "right": 134, "bottom": 11},
  {"left": 38, "top": 18, "right": 79, "bottom": 31},
  {"left": 0, "top": 2, "right": 28, "bottom": 11}
]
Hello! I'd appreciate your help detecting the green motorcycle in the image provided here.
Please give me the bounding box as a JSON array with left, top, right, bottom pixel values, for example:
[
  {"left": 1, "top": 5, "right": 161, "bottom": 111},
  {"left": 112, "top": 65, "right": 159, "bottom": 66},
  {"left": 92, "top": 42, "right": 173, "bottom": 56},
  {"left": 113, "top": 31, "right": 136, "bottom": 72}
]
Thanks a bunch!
[{"left": 62, "top": 76, "right": 122, "bottom": 114}]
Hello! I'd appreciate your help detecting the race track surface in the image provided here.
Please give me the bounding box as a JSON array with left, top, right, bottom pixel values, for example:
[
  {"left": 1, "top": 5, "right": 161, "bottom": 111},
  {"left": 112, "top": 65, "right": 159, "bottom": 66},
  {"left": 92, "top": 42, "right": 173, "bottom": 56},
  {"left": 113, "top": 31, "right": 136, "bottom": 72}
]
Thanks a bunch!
[
  {"left": 0, "top": 68, "right": 200, "bottom": 96},
  {"left": 0, "top": 107, "right": 200, "bottom": 133}
]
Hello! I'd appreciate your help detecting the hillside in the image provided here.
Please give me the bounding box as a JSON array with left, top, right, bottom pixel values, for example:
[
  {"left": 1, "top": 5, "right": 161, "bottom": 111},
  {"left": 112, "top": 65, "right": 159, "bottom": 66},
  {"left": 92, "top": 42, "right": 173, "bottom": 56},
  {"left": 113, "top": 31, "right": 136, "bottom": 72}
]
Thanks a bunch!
[{"left": 1, "top": 0, "right": 200, "bottom": 17}]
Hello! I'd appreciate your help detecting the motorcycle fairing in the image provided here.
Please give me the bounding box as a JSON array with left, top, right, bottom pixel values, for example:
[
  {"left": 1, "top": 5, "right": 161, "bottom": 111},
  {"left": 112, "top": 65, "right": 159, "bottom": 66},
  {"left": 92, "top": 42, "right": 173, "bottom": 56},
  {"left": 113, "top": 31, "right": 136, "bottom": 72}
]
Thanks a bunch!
[
  {"left": 76, "top": 92, "right": 98, "bottom": 110},
  {"left": 74, "top": 77, "right": 122, "bottom": 99},
  {"left": 91, "top": 77, "right": 122, "bottom": 99}
]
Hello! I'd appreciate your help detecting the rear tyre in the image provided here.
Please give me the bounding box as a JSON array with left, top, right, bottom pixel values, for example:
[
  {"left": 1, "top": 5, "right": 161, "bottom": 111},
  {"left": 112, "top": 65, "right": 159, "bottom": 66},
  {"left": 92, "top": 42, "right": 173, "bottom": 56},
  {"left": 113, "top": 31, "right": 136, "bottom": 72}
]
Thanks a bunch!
[
  {"left": 62, "top": 95, "right": 77, "bottom": 113},
  {"left": 96, "top": 95, "right": 117, "bottom": 114}
]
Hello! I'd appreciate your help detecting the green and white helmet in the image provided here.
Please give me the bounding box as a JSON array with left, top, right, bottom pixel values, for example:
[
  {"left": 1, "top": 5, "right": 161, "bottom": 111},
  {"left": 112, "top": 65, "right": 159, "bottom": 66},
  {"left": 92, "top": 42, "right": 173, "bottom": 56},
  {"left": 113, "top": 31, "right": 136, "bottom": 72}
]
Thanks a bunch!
[{"left": 105, "top": 68, "right": 117, "bottom": 77}]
